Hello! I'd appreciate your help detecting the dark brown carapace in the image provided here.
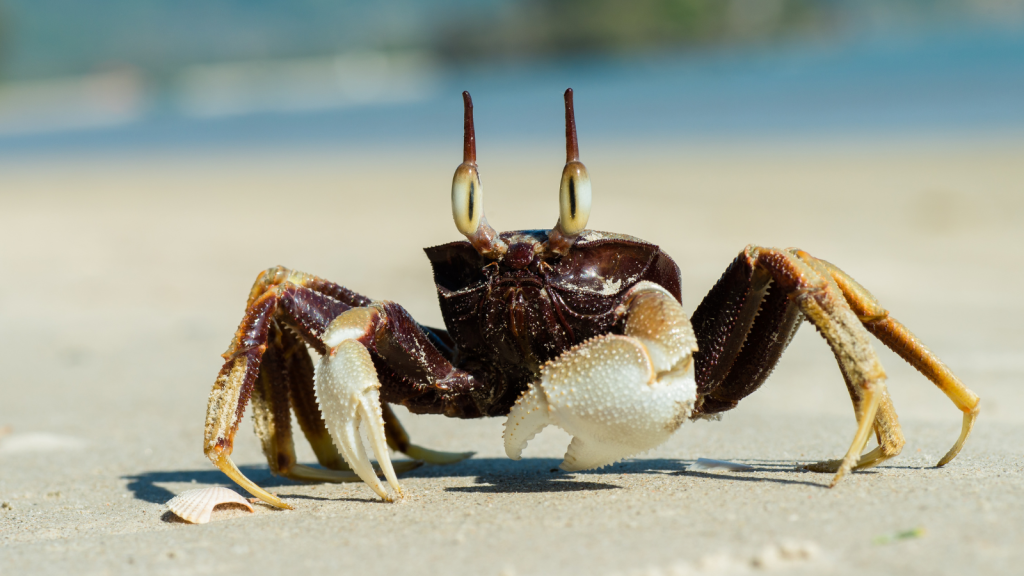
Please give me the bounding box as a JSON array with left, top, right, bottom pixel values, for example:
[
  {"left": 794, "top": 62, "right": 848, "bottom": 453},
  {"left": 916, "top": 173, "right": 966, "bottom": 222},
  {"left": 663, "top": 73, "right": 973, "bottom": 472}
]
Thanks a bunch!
[
  {"left": 421, "top": 228, "right": 682, "bottom": 417},
  {"left": 204, "top": 88, "right": 980, "bottom": 509}
]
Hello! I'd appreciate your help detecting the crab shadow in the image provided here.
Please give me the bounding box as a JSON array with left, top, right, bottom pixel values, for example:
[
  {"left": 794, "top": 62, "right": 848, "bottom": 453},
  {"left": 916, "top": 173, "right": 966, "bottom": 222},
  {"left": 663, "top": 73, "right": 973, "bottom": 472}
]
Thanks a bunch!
[
  {"left": 441, "top": 457, "right": 836, "bottom": 492},
  {"left": 125, "top": 456, "right": 841, "bottom": 503},
  {"left": 123, "top": 465, "right": 307, "bottom": 505}
]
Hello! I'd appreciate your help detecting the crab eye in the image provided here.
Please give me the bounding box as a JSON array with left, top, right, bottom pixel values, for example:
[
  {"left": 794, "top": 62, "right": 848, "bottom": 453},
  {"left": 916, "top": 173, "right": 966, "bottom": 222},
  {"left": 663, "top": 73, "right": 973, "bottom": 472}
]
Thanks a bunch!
[
  {"left": 452, "top": 163, "right": 484, "bottom": 236},
  {"left": 558, "top": 161, "right": 591, "bottom": 236}
]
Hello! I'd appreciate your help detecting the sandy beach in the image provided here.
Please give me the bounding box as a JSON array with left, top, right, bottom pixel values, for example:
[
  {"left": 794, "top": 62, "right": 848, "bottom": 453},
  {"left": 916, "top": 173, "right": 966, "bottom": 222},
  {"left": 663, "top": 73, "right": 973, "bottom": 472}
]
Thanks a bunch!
[{"left": 1, "top": 139, "right": 1022, "bottom": 575}]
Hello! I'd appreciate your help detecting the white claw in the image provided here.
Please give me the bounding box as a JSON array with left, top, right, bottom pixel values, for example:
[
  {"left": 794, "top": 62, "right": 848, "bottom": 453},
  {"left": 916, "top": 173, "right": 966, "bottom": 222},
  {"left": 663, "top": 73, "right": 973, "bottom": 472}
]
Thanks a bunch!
[
  {"left": 503, "top": 383, "right": 551, "bottom": 461},
  {"left": 315, "top": 337, "right": 402, "bottom": 501},
  {"left": 504, "top": 334, "right": 697, "bottom": 471}
]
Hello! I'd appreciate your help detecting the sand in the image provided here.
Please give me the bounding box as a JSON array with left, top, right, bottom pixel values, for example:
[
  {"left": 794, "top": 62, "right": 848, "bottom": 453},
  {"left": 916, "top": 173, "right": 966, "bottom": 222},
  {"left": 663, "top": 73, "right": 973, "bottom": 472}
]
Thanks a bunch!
[{"left": 1, "top": 138, "right": 1022, "bottom": 575}]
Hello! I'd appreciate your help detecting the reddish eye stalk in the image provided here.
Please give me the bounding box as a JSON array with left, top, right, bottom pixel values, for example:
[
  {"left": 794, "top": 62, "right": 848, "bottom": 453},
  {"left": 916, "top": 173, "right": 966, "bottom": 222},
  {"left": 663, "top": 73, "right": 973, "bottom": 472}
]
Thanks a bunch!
[
  {"left": 547, "top": 87, "right": 593, "bottom": 256},
  {"left": 451, "top": 91, "right": 507, "bottom": 258},
  {"left": 564, "top": 88, "right": 579, "bottom": 163},
  {"left": 463, "top": 91, "right": 476, "bottom": 165}
]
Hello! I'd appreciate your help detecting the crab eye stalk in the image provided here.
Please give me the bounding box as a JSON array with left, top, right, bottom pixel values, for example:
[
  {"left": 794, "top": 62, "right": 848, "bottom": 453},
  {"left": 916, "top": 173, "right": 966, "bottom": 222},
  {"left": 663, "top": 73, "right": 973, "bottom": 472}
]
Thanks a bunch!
[
  {"left": 451, "top": 91, "right": 507, "bottom": 258},
  {"left": 451, "top": 164, "right": 483, "bottom": 236},
  {"left": 548, "top": 88, "right": 592, "bottom": 256},
  {"left": 559, "top": 162, "right": 592, "bottom": 236}
]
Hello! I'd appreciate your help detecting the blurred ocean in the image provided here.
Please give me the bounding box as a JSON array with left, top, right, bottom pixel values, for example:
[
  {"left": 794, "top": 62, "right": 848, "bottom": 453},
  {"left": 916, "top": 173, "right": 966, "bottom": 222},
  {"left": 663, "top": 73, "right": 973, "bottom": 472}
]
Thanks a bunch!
[{"left": 0, "top": 25, "right": 1021, "bottom": 154}]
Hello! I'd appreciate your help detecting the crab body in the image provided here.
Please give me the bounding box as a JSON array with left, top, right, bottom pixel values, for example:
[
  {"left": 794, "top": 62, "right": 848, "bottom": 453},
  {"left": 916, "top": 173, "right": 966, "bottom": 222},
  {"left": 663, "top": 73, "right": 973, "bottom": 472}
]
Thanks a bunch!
[
  {"left": 420, "top": 229, "right": 681, "bottom": 418},
  {"left": 201, "top": 89, "right": 980, "bottom": 510}
]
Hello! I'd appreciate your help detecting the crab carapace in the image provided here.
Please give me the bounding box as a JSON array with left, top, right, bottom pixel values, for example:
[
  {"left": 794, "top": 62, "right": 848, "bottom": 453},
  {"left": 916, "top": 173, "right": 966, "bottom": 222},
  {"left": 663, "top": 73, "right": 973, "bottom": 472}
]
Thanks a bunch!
[{"left": 203, "top": 89, "right": 980, "bottom": 509}]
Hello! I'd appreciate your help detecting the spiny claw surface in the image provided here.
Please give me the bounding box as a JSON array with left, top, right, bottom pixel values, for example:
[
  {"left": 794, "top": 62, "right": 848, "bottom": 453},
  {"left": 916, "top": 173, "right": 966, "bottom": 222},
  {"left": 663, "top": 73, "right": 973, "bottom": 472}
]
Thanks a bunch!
[
  {"left": 315, "top": 333, "right": 403, "bottom": 502},
  {"left": 504, "top": 333, "right": 697, "bottom": 471}
]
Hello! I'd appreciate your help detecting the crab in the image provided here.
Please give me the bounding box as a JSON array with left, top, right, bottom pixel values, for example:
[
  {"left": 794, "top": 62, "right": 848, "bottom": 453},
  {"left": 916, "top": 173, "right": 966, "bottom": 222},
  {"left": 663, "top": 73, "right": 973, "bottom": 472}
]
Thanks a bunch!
[{"left": 204, "top": 89, "right": 980, "bottom": 509}]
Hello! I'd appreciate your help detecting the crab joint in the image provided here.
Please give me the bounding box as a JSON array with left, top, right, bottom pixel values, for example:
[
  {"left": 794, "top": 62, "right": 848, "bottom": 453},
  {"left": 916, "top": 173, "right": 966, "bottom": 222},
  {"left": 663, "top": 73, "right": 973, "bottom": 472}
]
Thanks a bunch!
[
  {"left": 547, "top": 88, "right": 592, "bottom": 256},
  {"left": 452, "top": 91, "right": 507, "bottom": 258}
]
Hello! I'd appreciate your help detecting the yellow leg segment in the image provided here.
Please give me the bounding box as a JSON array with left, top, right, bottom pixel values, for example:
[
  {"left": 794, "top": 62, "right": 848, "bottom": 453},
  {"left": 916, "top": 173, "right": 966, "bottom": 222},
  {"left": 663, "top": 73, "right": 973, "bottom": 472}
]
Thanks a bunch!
[{"left": 819, "top": 259, "right": 980, "bottom": 467}]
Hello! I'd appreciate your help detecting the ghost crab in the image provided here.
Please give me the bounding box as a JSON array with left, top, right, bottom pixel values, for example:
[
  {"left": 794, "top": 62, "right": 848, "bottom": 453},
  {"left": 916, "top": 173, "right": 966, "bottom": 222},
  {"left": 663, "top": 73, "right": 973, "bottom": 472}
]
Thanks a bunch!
[{"left": 204, "top": 89, "right": 980, "bottom": 509}]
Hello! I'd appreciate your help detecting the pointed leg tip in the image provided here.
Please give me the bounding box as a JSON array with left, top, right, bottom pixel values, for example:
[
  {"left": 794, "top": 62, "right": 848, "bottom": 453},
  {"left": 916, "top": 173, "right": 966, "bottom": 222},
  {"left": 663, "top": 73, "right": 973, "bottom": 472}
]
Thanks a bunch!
[
  {"left": 828, "top": 470, "right": 847, "bottom": 488},
  {"left": 934, "top": 410, "right": 977, "bottom": 468},
  {"left": 258, "top": 493, "right": 292, "bottom": 509},
  {"left": 829, "top": 468, "right": 850, "bottom": 488},
  {"left": 936, "top": 446, "right": 959, "bottom": 467},
  {"left": 404, "top": 444, "right": 475, "bottom": 465}
]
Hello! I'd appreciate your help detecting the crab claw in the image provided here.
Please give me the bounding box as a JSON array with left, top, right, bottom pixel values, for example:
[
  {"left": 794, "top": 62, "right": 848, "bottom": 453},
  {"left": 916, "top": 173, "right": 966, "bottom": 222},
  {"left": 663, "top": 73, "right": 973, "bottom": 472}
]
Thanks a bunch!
[
  {"left": 504, "top": 285, "right": 699, "bottom": 471},
  {"left": 315, "top": 309, "right": 405, "bottom": 502}
]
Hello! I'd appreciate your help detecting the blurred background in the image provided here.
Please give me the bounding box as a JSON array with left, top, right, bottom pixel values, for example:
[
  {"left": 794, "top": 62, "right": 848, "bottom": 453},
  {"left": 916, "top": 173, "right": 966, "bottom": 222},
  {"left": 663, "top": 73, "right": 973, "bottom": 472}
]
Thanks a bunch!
[{"left": 0, "top": 0, "right": 1022, "bottom": 147}]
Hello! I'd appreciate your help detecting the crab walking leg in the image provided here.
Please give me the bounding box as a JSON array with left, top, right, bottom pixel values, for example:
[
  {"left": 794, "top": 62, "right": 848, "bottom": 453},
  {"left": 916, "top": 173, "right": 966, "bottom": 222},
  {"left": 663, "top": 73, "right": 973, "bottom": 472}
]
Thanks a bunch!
[
  {"left": 815, "top": 256, "right": 980, "bottom": 466},
  {"left": 504, "top": 281, "right": 699, "bottom": 471},
  {"left": 205, "top": 266, "right": 386, "bottom": 507},
  {"left": 690, "top": 263, "right": 798, "bottom": 415},
  {"left": 798, "top": 254, "right": 910, "bottom": 471},
  {"left": 315, "top": 308, "right": 403, "bottom": 501},
  {"left": 690, "top": 253, "right": 905, "bottom": 472},
  {"left": 743, "top": 246, "right": 889, "bottom": 486},
  {"left": 250, "top": 321, "right": 302, "bottom": 477},
  {"left": 803, "top": 360, "right": 905, "bottom": 473},
  {"left": 208, "top": 346, "right": 292, "bottom": 508},
  {"left": 382, "top": 404, "right": 474, "bottom": 465}
]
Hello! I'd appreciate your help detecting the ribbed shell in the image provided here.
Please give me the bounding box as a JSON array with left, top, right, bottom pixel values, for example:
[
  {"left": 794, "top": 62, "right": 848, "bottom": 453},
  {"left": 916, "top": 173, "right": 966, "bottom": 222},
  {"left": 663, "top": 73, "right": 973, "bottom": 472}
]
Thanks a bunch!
[{"left": 166, "top": 487, "right": 254, "bottom": 524}]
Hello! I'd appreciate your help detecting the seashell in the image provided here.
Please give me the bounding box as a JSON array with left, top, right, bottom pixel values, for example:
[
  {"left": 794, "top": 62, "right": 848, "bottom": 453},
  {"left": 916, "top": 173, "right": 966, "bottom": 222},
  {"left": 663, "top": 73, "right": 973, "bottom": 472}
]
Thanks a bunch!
[{"left": 166, "top": 487, "right": 255, "bottom": 524}]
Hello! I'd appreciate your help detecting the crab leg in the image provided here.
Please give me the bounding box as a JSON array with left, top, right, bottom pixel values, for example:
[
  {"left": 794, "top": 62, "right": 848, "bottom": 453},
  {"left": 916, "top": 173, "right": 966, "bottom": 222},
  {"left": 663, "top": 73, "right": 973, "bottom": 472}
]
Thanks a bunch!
[
  {"left": 206, "top": 267, "right": 441, "bottom": 507},
  {"left": 694, "top": 246, "right": 964, "bottom": 485},
  {"left": 272, "top": 321, "right": 350, "bottom": 472},
  {"left": 382, "top": 404, "right": 474, "bottom": 465},
  {"left": 813, "top": 256, "right": 980, "bottom": 466},
  {"left": 504, "top": 281, "right": 700, "bottom": 471},
  {"left": 801, "top": 360, "right": 906, "bottom": 473},
  {"left": 690, "top": 258, "right": 795, "bottom": 415},
  {"left": 691, "top": 251, "right": 905, "bottom": 473},
  {"left": 753, "top": 247, "right": 894, "bottom": 485}
]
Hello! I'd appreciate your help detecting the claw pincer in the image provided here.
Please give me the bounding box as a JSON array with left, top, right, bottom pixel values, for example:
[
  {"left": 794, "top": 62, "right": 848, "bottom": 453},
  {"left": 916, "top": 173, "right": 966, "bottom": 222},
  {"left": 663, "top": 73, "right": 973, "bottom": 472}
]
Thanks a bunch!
[
  {"left": 504, "top": 284, "right": 699, "bottom": 471},
  {"left": 315, "top": 308, "right": 403, "bottom": 501}
]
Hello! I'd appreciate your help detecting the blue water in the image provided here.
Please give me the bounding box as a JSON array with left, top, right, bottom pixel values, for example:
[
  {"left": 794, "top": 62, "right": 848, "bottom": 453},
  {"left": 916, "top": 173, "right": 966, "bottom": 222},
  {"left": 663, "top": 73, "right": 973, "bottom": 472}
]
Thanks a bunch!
[{"left": 2, "top": 26, "right": 1022, "bottom": 154}]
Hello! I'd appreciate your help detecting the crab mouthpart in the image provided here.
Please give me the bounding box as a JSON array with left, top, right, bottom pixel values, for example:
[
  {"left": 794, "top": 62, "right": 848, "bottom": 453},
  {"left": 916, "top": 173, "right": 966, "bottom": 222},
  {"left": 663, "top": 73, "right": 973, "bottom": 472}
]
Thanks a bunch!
[{"left": 503, "top": 334, "right": 697, "bottom": 471}]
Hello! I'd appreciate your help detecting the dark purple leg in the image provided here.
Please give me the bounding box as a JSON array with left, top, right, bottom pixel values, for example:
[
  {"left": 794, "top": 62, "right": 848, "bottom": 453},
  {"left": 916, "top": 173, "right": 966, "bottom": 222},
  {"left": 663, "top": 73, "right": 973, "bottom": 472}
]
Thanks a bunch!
[
  {"left": 689, "top": 247, "right": 813, "bottom": 416},
  {"left": 690, "top": 246, "right": 909, "bottom": 486},
  {"left": 346, "top": 301, "right": 483, "bottom": 417},
  {"left": 204, "top": 266, "right": 479, "bottom": 507}
]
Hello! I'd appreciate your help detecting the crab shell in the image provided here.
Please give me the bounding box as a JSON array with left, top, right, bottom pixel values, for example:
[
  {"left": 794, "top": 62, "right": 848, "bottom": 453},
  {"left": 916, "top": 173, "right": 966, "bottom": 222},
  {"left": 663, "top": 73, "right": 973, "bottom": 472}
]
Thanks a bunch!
[{"left": 418, "top": 229, "right": 684, "bottom": 419}]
